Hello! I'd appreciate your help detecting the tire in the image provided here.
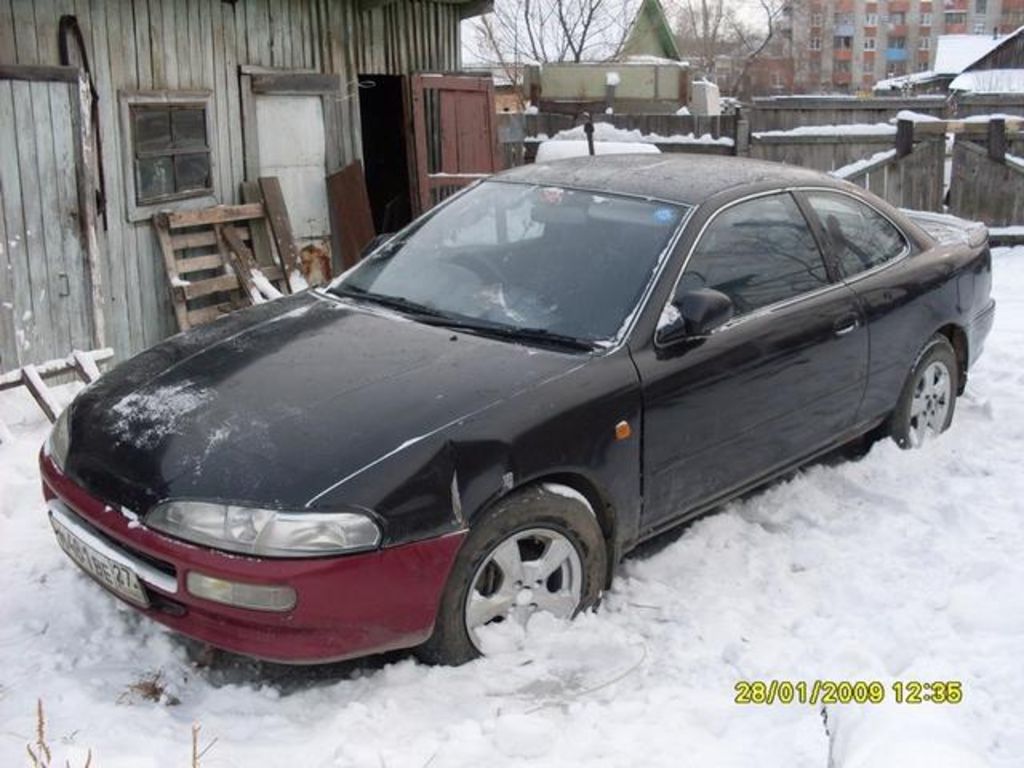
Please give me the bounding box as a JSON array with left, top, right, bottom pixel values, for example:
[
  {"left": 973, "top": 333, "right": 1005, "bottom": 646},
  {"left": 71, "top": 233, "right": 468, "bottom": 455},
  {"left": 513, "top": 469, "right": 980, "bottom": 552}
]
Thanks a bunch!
[
  {"left": 416, "top": 484, "right": 607, "bottom": 666},
  {"left": 890, "top": 334, "right": 959, "bottom": 449}
]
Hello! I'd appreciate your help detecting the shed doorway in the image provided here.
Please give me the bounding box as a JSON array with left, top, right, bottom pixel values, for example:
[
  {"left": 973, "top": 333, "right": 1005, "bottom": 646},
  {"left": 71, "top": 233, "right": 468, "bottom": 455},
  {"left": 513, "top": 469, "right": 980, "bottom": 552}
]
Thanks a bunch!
[{"left": 358, "top": 75, "right": 413, "bottom": 234}]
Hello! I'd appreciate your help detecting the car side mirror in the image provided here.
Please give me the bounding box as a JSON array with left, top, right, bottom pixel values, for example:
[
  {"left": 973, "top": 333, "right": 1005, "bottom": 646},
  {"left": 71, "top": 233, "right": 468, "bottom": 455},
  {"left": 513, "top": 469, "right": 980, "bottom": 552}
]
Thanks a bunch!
[{"left": 656, "top": 288, "right": 734, "bottom": 345}]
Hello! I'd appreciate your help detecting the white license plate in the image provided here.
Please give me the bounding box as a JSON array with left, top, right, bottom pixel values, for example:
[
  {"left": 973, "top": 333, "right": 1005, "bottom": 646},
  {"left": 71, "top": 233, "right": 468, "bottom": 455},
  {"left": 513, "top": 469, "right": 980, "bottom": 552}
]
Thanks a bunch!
[{"left": 51, "top": 515, "right": 150, "bottom": 607}]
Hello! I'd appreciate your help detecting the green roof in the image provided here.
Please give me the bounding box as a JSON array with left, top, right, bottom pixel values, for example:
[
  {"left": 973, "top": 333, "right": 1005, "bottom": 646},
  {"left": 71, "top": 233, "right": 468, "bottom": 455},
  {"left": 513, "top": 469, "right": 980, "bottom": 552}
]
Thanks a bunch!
[{"left": 621, "top": 0, "right": 682, "bottom": 61}]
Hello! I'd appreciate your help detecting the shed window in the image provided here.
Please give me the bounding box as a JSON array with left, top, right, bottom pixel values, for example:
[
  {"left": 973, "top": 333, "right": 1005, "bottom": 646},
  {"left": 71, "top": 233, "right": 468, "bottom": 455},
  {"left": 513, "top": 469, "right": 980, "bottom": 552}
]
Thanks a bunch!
[{"left": 130, "top": 105, "right": 212, "bottom": 204}]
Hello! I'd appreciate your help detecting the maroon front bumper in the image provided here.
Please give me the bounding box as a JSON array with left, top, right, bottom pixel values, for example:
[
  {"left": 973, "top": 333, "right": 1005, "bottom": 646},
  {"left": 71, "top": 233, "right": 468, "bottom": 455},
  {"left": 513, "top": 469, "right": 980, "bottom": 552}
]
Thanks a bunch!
[{"left": 40, "top": 453, "right": 466, "bottom": 663}]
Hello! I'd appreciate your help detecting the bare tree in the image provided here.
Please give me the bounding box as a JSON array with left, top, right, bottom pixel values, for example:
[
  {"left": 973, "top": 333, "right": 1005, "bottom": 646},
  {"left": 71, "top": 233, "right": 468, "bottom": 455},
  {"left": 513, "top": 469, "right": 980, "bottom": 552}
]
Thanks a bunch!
[
  {"left": 466, "top": 0, "right": 640, "bottom": 88},
  {"left": 730, "top": 0, "right": 788, "bottom": 98},
  {"left": 671, "top": 0, "right": 732, "bottom": 76},
  {"left": 667, "top": 0, "right": 788, "bottom": 93}
]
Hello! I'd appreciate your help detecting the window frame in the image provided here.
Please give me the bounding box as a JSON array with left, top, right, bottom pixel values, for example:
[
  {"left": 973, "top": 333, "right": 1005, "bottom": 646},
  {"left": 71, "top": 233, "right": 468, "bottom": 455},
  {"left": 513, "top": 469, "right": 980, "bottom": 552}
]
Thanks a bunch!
[
  {"left": 655, "top": 190, "right": 840, "bottom": 343},
  {"left": 118, "top": 90, "right": 216, "bottom": 223},
  {"left": 793, "top": 188, "right": 913, "bottom": 281}
]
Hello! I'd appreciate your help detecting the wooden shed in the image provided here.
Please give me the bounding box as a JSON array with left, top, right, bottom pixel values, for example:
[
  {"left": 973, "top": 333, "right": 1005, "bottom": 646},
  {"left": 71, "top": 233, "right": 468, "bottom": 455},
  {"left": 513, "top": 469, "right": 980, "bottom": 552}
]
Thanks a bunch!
[{"left": 0, "top": 0, "right": 501, "bottom": 374}]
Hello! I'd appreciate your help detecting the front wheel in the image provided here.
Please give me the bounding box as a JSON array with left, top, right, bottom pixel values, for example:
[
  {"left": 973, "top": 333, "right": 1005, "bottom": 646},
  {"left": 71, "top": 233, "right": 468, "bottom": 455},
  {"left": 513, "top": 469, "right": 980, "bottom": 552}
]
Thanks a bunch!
[
  {"left": 416, "top": 484, "right": 607, "bottom": 666},
  {"left": 890, "top": 335, "right": 959, "bottom": 448}
]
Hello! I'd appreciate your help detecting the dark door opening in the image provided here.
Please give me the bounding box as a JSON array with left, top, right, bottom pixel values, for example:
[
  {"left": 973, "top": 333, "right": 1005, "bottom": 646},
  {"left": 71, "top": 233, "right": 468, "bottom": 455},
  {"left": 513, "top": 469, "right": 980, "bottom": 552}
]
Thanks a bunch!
[{"left": 358, "top": 75, "right": 413, "bottom": 234}]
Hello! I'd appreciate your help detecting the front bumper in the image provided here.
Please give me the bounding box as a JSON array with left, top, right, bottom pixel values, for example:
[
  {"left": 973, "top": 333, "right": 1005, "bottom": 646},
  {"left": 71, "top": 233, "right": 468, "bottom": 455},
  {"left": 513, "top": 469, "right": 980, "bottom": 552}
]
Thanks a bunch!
[{"left": 40, "top": 453, "right": 466, "bottom": 663}]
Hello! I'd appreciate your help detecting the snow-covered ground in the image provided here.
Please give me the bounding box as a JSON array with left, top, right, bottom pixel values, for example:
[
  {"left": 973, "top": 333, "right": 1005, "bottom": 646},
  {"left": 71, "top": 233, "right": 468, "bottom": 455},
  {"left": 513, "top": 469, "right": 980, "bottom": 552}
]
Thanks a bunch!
[{"left": 2, "top": 250, "right": 1024, "bottom": 767}]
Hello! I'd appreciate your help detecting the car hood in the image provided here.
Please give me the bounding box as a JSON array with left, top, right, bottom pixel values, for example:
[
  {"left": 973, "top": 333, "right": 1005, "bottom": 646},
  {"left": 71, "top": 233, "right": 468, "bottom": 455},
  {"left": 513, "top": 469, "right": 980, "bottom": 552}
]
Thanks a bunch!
[{"left": 65, "top": 292, "right": 592, "bottom": 517}]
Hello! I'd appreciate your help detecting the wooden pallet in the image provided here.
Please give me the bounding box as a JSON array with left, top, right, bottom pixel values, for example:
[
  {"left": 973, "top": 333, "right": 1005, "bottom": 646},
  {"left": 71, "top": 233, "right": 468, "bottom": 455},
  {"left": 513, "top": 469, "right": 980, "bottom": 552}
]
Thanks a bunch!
[
  {"left": 0, "top": 348, "right": 114, "bottom": 424},
  {"left": 153, "top": 201, "right": 292, "bottom": 331}
]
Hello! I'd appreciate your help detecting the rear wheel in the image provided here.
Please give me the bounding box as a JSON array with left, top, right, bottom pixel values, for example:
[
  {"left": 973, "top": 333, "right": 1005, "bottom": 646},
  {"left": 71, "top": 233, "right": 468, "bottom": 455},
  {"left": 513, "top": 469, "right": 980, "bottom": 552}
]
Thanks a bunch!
[
  {"left": 890, "top": 335, "right": 958, "bottom": 448},
  {"left": 417, "top": 484, "right": 606, "bottom": 666}
]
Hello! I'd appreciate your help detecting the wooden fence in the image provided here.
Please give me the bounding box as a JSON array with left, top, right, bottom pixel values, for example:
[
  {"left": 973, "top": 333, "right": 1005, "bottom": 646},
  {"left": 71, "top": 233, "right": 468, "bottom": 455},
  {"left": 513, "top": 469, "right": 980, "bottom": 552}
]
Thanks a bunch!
[
  {"left": 948, "top": 118, "right": 1024, "bottom": 226},
  {"left": 748, "top": 96, "right": 948, "bottom": 133},
  {"left": 497, "top": 112, "right": 737, "bottom": 166},
  {"left": 498, "top": 110, "right": 1024, "bottom": 223}
]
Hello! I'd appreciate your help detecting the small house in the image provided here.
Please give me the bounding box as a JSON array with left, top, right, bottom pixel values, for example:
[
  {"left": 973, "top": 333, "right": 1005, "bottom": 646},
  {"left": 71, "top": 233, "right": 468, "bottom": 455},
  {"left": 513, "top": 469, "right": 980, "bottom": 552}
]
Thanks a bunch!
[
  {"left": 0, "top": 0, "right": 499, "bottom": 374},
  {"left": 522, "top": 0, "right": 691, "bottom": 116}
]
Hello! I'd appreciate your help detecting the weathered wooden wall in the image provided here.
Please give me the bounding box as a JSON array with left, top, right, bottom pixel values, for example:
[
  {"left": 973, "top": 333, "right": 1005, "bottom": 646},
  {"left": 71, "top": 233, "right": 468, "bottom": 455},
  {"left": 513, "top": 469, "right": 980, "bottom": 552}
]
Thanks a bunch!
[
  {"left": 357, "top": 0, "right": 462, "bottom": 74},
  {"left": 0, "top": 0, "right": 463, "bottom": 368}
]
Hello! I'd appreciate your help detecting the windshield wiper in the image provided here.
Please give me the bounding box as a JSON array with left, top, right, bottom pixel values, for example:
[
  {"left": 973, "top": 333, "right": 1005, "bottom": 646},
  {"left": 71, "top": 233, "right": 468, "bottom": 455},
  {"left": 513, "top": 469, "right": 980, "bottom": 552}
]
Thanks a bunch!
[
  {"left": 330, "top": 285, "right": 446, "bottom": 318},
  {"left": 331, "top": 286, "right": 595, "bottom": 351},
  {"left": 420, "top": 316, "right": 597, "bottom": 352}
]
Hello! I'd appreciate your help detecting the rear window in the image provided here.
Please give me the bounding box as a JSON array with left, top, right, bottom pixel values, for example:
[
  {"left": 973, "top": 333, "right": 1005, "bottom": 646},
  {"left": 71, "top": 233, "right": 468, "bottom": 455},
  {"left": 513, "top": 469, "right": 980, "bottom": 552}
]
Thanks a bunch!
[{"left": 805, "top": 192, "right": 908, "bottom": 277}]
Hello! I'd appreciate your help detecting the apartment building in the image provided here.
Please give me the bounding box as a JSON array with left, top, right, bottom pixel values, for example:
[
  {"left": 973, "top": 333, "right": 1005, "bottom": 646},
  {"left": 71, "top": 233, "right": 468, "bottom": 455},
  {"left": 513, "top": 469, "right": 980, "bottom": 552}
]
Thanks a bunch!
[{"left": 766, "top": 0, "right": 1018, "bottom": 93}]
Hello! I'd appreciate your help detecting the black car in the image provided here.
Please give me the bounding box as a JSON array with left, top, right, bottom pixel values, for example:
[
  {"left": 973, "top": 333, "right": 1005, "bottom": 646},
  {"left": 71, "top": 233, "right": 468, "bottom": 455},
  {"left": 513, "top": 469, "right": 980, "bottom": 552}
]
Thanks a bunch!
[{"left": 42, "top": 155, "right": 995, "bottom": 665}]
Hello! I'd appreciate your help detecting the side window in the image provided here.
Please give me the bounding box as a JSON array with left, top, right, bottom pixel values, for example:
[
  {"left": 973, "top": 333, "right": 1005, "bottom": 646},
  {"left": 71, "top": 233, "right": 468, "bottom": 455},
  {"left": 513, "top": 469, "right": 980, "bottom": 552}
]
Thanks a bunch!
[
  {"left": 679, "top": 193, "right": 829, "bottom": 316},
  {"left": 805, "top": 192, "right": 907, "bottom": 277}
]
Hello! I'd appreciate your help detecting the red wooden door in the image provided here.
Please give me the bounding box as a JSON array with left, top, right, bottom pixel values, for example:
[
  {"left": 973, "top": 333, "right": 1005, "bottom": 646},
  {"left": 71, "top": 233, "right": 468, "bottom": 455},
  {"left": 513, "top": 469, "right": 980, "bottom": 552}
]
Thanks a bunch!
[{"left": 410, "top": 74, "right": 501, "bottom": 213}]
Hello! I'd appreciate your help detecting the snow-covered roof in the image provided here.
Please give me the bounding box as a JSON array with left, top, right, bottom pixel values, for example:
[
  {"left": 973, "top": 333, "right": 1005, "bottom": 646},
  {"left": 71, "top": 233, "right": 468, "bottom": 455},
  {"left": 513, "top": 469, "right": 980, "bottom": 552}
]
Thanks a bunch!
[
  {"left": 620, "top": 54, "right": 690, "bottom": 67},
  {"left": 873, "top": 70, "right": 943, "bottom": 91},
  {"left": 951, "top": 68, "right": 1024, "bottom": 93},
  {"left": 933, "top": 34, "right": 1007, "bottom": 75}
]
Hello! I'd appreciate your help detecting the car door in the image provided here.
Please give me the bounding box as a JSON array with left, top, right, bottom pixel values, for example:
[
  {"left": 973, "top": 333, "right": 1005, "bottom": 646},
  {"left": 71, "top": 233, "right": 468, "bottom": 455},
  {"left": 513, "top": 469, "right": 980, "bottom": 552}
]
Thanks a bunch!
[
  {"left": 632, "top": 191, "right": 869, "bottom": 535},
  {"left": 798, "top": 190, "right": 922, "bottom": 424}
]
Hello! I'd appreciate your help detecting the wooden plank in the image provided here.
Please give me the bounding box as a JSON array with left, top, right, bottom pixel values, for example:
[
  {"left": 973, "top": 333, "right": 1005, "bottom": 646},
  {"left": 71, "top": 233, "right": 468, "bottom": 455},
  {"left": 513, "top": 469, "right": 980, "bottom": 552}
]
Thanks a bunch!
[
  {"left": 0, "top": 88, "right": 17, "bottom": 373},
  {"left": 239, "top": 181, "right": 281, "bottom": 276},
  {"left": 0, "top": 64, "right": 79, "bottom": 82},
  {"left": 989, "top": 118, "right": 1007, "bottom": 161},
  {"left": 327, "top": 161, "right": 376, "bottom": 271},
  {"left": 161, "top": 0, "right": 178, "bottom": 88},
  {"left": 258, "top": 177, "right": 301, "bottom": 281},
  {"left": 20, "top": 364, "right": 59, "bottom": 422},
  {"left": 152, "top": 213, "right": 191, "bottom": 331},
  {"left": 171, "top": 226, "right": 252, "bottom": 251},
  {"left": 30, "top": 79, "right": 72, "bottom": 359},
  {"left": 0, "top": 348, "right": 114, "bottom": 390},
  {"left": 218, "top": 223, "right": 260, "bottom": 302},
  {"left": 183, "top": 273, "right": 242, "bottom": 300},
  {"left": 70, "top": 350, "right": 103, "bottom": 383},
  {"left": 11, "top": 78, "right": 49, "bottom": 360},
  {"left": 176, "top": 253, "right": 226, "bottom": 274},
  {"left": 250, "top": 72, "right": 340, "bottom": 93},
  {"left": 164, "top": 203, "right": 265, "bottom": 228},
  {"left": 0, "top": 1, "right": 16, "bottom": 68},
  {"left": 90, "top": 0, "right": 135, "bottom": 353},
  {"left": 112, "top": 0, "right": 148, "bottom": 349},
  {"left": 209, "top": 1, "right": 232, "bottom": 201},
  {"left": 186, "top": 302, "right": 233, "bottom": 326}
]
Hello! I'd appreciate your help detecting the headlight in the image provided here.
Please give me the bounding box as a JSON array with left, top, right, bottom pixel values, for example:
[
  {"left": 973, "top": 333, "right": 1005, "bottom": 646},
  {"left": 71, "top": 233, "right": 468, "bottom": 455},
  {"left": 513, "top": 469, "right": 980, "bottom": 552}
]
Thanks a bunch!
[
  {"left": 145, "top": 501, "right": 381, "bottom": 557},
  {"left": 46, "top": 407, "right": 71, "bottom": 472}
]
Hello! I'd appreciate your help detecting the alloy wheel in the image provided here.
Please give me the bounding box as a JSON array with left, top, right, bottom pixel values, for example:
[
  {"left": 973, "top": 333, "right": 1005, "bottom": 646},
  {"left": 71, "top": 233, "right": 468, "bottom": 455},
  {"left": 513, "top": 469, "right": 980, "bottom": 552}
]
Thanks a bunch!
[
  {"left": 907, "top": 360, "right": 952, "bottom": 447},
  {"left": 464, "top": 527, "right": 583, "bottom": 652}
]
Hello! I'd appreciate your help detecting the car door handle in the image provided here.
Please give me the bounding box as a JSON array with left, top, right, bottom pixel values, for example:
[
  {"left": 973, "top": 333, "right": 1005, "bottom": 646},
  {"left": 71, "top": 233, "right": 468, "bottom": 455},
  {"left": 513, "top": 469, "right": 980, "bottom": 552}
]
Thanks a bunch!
[{"left": 833, "top": 316, "right": 859, "bottom": 337}]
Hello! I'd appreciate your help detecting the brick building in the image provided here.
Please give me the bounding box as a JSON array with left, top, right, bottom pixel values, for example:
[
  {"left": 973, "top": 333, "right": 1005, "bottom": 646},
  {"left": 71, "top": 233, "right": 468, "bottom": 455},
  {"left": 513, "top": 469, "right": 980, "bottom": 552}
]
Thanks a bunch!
[{"left": 767, "top": 0, "right": 1017, "bottom": 93}]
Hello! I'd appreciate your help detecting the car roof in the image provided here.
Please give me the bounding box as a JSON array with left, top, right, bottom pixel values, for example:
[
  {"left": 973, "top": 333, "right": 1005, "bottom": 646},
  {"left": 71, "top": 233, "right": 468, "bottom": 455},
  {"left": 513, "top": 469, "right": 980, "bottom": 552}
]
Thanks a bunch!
[{"left": 493, "top": 154, "right": 838, "bottom": 206}]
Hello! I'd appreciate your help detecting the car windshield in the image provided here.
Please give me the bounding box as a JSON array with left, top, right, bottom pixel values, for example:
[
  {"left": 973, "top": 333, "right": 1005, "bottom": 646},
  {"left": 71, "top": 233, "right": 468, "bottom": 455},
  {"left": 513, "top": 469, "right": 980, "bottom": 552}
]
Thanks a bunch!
[{"left": 328, "top": 181, "right": 688, "bottom": 346}]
